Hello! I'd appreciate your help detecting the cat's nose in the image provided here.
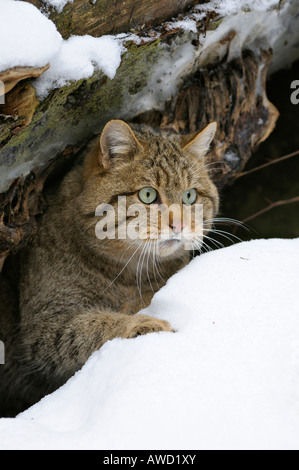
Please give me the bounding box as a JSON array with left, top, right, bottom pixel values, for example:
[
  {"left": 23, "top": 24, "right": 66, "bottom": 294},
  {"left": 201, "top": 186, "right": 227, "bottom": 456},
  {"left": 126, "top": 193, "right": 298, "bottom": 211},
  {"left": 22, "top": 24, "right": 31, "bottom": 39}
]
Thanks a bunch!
[{"left": 170, "top": 222, "right": 185, "bottom": 234}]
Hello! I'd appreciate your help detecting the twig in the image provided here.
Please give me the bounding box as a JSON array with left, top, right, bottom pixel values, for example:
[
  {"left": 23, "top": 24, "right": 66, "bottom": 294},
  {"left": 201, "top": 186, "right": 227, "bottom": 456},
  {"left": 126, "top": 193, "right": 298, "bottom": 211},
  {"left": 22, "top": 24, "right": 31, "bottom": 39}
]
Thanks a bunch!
[
  {"left": 236, "top": 149, "right": 299, "bottom": 179},
  {"left": 242, "top": 196, "right": 299, "bottom": 223}
]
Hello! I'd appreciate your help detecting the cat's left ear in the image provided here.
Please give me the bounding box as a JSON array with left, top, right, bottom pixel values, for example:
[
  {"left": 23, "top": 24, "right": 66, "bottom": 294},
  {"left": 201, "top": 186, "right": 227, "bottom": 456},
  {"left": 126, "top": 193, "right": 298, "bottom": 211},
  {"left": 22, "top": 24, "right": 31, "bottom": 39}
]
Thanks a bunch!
[
  {"left": 100, "top": 120, "right": 142, "bottom": 169},
  {"left": 183, "top": 122, "right": 217, "bottom": 159}
]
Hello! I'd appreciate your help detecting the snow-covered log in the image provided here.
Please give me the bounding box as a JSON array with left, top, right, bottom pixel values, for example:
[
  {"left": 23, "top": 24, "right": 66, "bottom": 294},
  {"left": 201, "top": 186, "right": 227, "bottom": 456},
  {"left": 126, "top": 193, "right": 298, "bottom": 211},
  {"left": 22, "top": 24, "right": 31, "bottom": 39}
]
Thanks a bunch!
[
  {"left": 23, "top": 0, "right": 196, "bottom": 37},
  {"left": 0, "top": 0, "right": 299, "bottom": 264}
]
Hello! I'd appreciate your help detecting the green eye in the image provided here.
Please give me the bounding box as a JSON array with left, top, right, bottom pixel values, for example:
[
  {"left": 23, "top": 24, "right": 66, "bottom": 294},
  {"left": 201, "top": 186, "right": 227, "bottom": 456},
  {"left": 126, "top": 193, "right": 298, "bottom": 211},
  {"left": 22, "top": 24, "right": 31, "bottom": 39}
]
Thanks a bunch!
[
  {"left": 138, "top": 187, "right": 158, "bottom": 204},
  {"left": 182, "top": 188, "right": 197, "bottom": 205}
]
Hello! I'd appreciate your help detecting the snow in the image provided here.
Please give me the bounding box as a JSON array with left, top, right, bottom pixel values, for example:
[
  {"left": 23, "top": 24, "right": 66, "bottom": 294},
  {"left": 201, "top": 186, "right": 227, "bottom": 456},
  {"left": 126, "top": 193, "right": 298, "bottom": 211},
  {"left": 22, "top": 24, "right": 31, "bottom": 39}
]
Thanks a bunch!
[
  {"left": 125, "top": 40, "right": 197, "bottom": 116},
  {"left": 166, "top": 1, "right": 280, "bottom": 34},
  {"left": 43, "top": 0, "right": 74, "bottom": 13},
  {"left": 197, "top": 0, "right": 280, "bottom": 15},
  {"left": 0, "top": 238, "right": 299, "bottom": 450},
  {"left": 0, "top": 0, "right": 125, "bottom": 98},
  {"left": 119, "top": 4, "right": 285, "bottom": 122},
  {"left": 166, "top": 19, "right": 198, "bottom": 34},
  {"left": 34, "top": 35, "right": 125, "bottom": 98},
  {"left": 0, "top": 0, "right": 62, "bottom": 73},
  {"left": 1, "top": 0, "right": 296, "bottom": 101}
]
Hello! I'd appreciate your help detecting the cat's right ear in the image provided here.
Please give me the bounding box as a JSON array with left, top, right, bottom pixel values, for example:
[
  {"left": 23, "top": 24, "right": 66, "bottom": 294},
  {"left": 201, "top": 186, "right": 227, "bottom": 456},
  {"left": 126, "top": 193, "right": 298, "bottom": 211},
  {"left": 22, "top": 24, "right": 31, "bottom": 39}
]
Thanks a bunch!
[
  {"left": 83, "top": 120, "right": 142, "bottom": 179},
  {"left": 99, "top": 120, "right": 142, "bottom": 169},
  {"left": 182, "top": 122, "right": 217, "bottom": 160}
]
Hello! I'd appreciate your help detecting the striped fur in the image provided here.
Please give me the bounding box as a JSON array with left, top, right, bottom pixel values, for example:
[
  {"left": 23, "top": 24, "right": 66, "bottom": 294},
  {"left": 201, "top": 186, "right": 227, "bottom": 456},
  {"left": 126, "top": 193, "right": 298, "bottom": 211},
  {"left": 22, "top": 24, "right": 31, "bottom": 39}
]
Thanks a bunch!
[{"left": 0, "top": 120, "right": 219, "bottom": 416}]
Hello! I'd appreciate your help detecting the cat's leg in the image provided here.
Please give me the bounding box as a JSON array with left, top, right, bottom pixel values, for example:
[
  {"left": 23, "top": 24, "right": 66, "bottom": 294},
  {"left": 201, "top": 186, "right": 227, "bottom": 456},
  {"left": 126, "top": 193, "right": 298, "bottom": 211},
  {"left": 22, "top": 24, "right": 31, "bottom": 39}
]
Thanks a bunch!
[
  {"left": 19, "top": 310, "right": 172, "bottom": 381},
  {"left": 119, "top": 293, "right": 153, "bottom": 315}
]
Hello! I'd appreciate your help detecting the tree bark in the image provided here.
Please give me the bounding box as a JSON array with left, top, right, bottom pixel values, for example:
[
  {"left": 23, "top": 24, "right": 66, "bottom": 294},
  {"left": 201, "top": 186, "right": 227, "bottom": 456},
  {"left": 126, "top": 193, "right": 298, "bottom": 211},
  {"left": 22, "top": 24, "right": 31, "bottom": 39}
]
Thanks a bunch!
[
  {"left": 23, "top": 0, "right": 198, "bottom": 38},
  {"left": 1, "top": 0, "right": 295, "bottom": 265}
]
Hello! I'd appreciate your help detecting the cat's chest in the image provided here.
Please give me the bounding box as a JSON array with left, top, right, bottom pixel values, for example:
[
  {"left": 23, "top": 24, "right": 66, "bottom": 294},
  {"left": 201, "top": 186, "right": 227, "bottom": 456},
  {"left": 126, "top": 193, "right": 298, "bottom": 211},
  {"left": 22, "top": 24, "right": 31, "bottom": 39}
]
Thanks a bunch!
[
  {"left": 81, "top": 268, "right": 161, "bottom": 314},
  {"left": 98, "top": 278, "right": 160, "bottom": 313}
]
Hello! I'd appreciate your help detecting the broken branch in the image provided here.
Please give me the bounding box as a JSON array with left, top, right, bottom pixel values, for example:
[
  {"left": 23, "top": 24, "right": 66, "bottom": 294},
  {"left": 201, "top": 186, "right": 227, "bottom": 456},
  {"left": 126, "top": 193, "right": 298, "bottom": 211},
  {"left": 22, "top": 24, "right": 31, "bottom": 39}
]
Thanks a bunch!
[
  {"left": 236, "top": 149, "right": 299, "bottom": 178},
  {"left": 242, "top": 196, "right": 299, "bottom": 223}
]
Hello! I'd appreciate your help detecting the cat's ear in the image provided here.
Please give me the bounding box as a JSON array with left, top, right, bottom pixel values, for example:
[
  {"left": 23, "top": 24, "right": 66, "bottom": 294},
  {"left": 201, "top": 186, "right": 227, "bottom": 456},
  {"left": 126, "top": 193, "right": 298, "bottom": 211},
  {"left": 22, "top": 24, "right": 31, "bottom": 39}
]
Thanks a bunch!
[
  {"left": 100, "top": 120, "right": 142, "bottom": 169},
  {"left": 183, "top": 122, "right": 217, "bottom": 159}
]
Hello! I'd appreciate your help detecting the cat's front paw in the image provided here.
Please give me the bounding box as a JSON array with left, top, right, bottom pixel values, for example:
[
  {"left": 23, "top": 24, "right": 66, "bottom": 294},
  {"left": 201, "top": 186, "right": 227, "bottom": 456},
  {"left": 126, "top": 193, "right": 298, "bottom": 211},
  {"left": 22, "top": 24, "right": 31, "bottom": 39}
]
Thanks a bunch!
[{"left": 124, "top": 314, "right": 173, "bottom": 339}]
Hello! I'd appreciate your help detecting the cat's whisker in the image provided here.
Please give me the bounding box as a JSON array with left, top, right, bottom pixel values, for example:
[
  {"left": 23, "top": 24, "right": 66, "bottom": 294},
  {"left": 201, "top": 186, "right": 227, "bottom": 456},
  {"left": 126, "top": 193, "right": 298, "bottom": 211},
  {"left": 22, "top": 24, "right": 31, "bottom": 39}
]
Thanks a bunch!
[
  {"left": 188, "top": 161, "right": 200, "bottom": 174},
  {"left": 152, "top": 239, "right": 166, "bottom": 284},
  {"left": 188, "top": 236, "right": 200, "bottom": 259},
  {"left": 204, "top": 228, "right": 243, "bottom": 244},
  {"left": 204, "top": 217, "right": 249, "bottom": 231},
  {"left": 100, "top": 242, "right": 142, "bottom": 296},
  {"left": 190, "top": 239, "right": 203, "bottom": 257},
  {"left": 201, "top": 234, "right": 225, "bottom": 249},
  {"left": 146, "top": 240, "right": 155, "bottom": 295},
  {"left": 150, "top": 240, "right": 160, "bottom": 289},
  {"left": 117, "top": 238, "right": 139, "bottom": 265},
  {"left": 194, "top": 236, "right": 206, "bottom": 251},
  {"left": 154, "top": 239, "right": 163, "bottom": 271},
  {"left": 84, "top": 218, "right": 98, "bottom": 233},
  {"left": 140, "top": 239, "right": 152, "bottom": 300},
  {"left": 203, "top": 161, "right": 224, "bottom": 170},
  {"left": 136, "top": 240, "right": 149, "bottom": 302},
  {"left": 200, "top": 237, "right": 214, "bottom": 253},
  {"left": 188, "top": 161, "right": 223, "bottom": 178},
  {"left": 150, "top": 239, "right": 161, "bottom": 289},
  {"left": 196, "top": 163, "right": 221, "bottom": 173}
]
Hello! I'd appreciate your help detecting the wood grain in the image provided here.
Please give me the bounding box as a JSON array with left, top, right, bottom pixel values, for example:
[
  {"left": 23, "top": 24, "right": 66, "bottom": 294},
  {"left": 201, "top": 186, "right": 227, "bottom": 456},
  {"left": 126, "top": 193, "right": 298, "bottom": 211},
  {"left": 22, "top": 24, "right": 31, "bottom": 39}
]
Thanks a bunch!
[{"left": 23, "top": 0, "right": 198, "bottom": 38}]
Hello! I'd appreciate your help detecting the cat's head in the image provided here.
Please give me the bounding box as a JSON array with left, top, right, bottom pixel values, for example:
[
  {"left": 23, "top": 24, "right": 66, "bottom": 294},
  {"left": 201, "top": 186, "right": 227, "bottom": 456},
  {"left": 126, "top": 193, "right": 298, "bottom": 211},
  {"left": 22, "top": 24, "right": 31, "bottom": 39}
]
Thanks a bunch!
[{"left": 80, "top": 120, "right": 219, "bottom": 261}]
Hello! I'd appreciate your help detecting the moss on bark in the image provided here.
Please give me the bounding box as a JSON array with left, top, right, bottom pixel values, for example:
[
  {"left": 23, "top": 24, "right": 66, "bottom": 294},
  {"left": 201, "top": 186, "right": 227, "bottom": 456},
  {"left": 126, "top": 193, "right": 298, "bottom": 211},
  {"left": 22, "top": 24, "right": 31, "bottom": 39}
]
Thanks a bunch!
[{"left": 0, "top": 38, "right": 164, "bottom": 193}]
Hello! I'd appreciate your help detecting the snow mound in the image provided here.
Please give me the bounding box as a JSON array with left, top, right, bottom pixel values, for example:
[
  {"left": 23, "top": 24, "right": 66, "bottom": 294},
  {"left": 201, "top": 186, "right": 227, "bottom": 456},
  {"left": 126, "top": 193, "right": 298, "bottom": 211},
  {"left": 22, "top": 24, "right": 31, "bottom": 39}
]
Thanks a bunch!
[
  {"left": 0, "top": 0, "right": 62, "bottom": 73},
  {"left": 34, "top": 35, "right": 125, "bottom": 98},
  {"left": 0, "top": 0, "right": 125, "bottom": 98},
  {"left": 0, "top": 239, "right": 299, "bottom": 450},
  {"left": 197, "top": 0, "right": 280, "bottom": 15}
]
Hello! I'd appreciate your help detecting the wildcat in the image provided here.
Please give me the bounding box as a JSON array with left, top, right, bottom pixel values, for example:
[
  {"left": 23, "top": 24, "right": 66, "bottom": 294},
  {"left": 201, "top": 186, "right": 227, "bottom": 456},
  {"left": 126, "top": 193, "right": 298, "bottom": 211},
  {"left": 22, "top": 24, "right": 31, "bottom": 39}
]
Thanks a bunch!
[{"left": 0, "top": 120, "right": 219, "bottom": 416}]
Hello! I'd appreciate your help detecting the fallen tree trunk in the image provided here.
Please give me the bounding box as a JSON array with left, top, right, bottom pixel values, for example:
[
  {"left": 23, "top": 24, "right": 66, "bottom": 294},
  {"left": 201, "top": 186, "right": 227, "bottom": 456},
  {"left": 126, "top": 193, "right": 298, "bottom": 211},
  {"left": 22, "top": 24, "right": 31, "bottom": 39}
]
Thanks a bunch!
[
  {"left": 23, "top": 0, "right": 198, "bottom": 38},
  {"left": 0, "top": 0, "right": 298, "bottom": 266}
]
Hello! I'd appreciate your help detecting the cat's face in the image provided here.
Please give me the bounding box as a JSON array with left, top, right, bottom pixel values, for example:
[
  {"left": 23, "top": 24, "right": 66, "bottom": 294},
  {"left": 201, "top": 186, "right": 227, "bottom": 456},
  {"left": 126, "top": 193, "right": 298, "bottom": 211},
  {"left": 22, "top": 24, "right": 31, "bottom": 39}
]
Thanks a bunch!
[{"left": 81, "top": 120, "right": 219, "bottom": 262}]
